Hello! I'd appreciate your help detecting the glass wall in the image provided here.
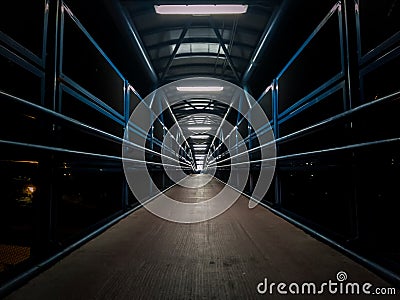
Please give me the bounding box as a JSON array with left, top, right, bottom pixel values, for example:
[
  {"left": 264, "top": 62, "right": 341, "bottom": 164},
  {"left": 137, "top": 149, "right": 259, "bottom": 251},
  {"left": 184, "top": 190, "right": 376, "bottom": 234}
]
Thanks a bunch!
[{"left": 0, "top": 0, "right": 143, "bottom": 289}]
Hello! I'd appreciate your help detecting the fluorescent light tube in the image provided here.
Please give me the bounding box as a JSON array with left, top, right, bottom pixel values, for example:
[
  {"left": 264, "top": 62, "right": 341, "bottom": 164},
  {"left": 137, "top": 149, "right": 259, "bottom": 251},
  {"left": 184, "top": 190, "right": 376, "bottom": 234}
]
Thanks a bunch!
[
  {"left": 188, "top": 126, "right": 212, "bottom": 131},
  {"left": 190, "top": 135, "right": 210, "bottom": 139},
  {"left": 155, "top": 5, "right": 248, "bottom": 15},
  {"left": 176, "top": 86, "right": 224, "bottom": 92}
]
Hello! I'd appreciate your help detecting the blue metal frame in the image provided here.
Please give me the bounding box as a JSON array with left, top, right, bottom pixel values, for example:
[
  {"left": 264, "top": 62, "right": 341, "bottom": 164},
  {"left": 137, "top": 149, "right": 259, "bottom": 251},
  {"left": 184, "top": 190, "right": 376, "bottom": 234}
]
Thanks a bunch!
[
  {"left": 272, "top": 79, "right": 279, "bottom": 138},
  {"left": 249, "top": 1, "right": 346, "bottom": 151},
  {"left": 276, "top": 3, "right": 343, "bottom": 80},
  {"left": 42, "top": 0, "right": 50, "bottom": 66},
  {"left": 115, "top": 0, "right": 158, "bottom": 83},
  {"left": 61, "top": 75, "right": 125, "bottom": 122},
  {"left": 60, "top": 84, "right": 125, "bottom": 127},
  {"left": 0, "top": 0, "right": 49, "bottom": 68},
  {"left": 0, "top": 44, "right": 44, "bottom": 79},
  {"left": 0, "top": 1, "right": 50, "bottom": 106},
  {"left": 355, "top": 0, "right": 400, "bottom": 103},
  {"left": 242, "top": 3, "right": 283, "bottom": 84},
  {"left": 359, "top": 45, "right": 400, "bottom": 101},
  {"left": 1, "top": 89, "right": 122, "bottom": 145},
  {"left": 275, "top": 2, "right": 345, "bottom": 125},
  {"left": 58, "top": 2, "right": 148, "bottom": 133},
  {"left": 59, "top": 3, "right": 125, "bottom": 116},
  {"left": 278, "top": 75, "right": 345, "bottom": 122},
  {"left": 0, "top": 31, "right": 43, "bottom": 67},
  {"left": 209, "top": 85, "right": 275, "bottom": 160},
  {"left": 0, "top": 44, "right": 45, "bottom": 105},
  {"left": 60, "top": 3, "right": 125, "bottom": 80},
  {"left": 124, "top": 80, "right": 130, "bottom": 124}
]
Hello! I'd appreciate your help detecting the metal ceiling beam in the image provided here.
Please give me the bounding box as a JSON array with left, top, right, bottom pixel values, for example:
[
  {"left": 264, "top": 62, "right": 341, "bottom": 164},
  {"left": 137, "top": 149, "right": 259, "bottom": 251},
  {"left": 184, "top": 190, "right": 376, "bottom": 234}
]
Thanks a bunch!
[
  {"left": 105, "top": 0, "right": 158, "bottom": 84},
  {"left": 209, "top": 19, "right": 240, "bottom": 82},
  {"left": 242, "top": 1, "right": 287, "bottom": 84},
  {"left": 173, "top": 101, "right": 228, "bottom": 110},
  {"left": 147, "top": 37, "right": 253, "bottom": 50},
  {"left": 167, "top": 62, "right": 239, "bottom": 70},
  {"left": 162, "top": 73, "right": 238, "bottom": 84},
  {"left": 160, "top": 21, "right": 191, "bottom": 81},
  {"left": 140, "top": 24, "right": 263, "bottom": 37},
  {"left": 183, "top": 100, "right": 199, "bottom": 110},
  {"left": 153, "top": 52, "right": 248, "bottom": 64},
  {"left": 173, "top": 108, "right": 227, "bottom": 117}
]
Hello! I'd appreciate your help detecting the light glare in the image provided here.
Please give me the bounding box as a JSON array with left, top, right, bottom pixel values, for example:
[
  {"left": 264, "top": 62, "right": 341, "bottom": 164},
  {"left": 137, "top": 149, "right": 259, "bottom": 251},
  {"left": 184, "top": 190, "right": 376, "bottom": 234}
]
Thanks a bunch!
[
  {"left": 188, "top": 126, "right": 212, "bottom": 131},
  {"left": 155, "top": 5, "right": 248, "bottom": 15},
  {"left": 176, "top": 86, "right": 224, "bottom": 92},
  {"left": 190, "top": 135, "right": 210, "bottom": 139}
]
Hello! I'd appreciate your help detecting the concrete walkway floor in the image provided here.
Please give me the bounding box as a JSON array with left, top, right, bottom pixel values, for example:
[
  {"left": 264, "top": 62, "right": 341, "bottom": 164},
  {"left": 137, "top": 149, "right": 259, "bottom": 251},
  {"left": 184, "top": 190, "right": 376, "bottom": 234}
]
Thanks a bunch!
[{"left": 6, "top": 175, "right": 398, "bottom": 299}]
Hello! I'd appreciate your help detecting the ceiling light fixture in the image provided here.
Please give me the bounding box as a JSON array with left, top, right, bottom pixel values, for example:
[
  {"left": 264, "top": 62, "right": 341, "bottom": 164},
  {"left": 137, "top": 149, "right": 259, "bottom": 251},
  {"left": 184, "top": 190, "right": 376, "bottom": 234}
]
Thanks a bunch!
[
  {"left": 190, "top": 135, "right": 210, "bottom": 139},
  {"left": 176, "top": 86, "right": 224, "bottom": 92},
  {"left": 188, "top": 126, "right": 212, "bottom": 131},
  {"left": 154, "top": 5, "right": 248, "bottom": 15}
]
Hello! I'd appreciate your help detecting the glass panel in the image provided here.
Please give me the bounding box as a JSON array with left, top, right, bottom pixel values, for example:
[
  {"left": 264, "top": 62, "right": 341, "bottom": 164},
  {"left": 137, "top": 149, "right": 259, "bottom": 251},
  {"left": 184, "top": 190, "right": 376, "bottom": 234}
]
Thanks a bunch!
[
  {"left": 279, "top": 153, "right": 355, "bottom": 238},
  {"left": 278, "top": 11, "right": 342, "bottom": 114},
  {"left": 358, "top": 0, "right": 400, "bottom": 56},
  {"left": 60, "top": 90, "right": 123, "bottom": 139},
  {"left": 361, "top": 54, "right": 400, "bottom": 102},
  {"left": 0, "top": 0, "right": 45, "bottom": 58},
  {"left": 279, "top": 89, "right": 345, "bottom": 137},
  {"left": 62, "top": 13, "right": 125, "bottom": 116},
  {"left": 53, "top": 156, "right": 124, "bottom": 243},
  {"left": 0, "top": 55, "right": 42, "bottom": 105},
  {"left": 258, "top": 88, "right": 273, "bottom": 121},
  {"left": 354, "top": 142, "right": 400, "bottom": 274},
  {"left": 0, "top": 148, "right": 38, "bottom": 285}
]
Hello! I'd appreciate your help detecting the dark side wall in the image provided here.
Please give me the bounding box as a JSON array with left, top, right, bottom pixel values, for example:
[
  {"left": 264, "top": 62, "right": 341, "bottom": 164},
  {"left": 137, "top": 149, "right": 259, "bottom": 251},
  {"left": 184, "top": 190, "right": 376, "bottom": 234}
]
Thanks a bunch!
[{"left": 0, "top": 0, "right": 147, "bottom": 293}]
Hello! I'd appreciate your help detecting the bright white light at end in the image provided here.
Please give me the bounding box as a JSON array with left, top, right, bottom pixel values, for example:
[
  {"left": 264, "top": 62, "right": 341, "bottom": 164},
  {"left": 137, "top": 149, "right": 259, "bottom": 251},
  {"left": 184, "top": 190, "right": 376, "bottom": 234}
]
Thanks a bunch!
[
  {"left": 176, "top": 86, "right": 224, "bottom": 92},
  {"left": 188, "top": 127, "right": 212, "bottom": 131},
  {"left": 155, "top": 5, "right": 248, "bottom": 15}
]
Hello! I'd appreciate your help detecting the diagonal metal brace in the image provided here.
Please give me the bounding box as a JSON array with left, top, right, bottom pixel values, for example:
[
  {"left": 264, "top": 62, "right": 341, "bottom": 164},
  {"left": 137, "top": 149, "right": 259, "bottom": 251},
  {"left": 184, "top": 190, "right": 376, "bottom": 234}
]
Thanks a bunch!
[
  {"left": 209, "top": 18, "right": 240, "bottom": 82},
  {"left": 161, "top": 21, "right": 192, "bottom": 81}
]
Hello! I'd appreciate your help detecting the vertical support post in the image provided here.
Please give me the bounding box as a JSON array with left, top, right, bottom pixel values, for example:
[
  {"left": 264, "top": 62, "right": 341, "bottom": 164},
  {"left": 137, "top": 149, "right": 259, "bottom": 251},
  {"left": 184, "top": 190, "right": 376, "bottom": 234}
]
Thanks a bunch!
[
  {"left": 122, "top": 80, "right": 130, "bottom": 210},
  {"left": 33, "top": 0, "right": 61, "bottom": 259},
  {"left": 272, "top": 79, "right": 281, "bottom": 208},
  {"left": 342, "top": 0, "right": 361, "bottom": 109},
  {"left": 272, "top": 79, "right": 279, "bottom": 140},
  {"left": 248, "top": 110, "right": 252, "bottom": 158},
  {"left": 124, "top": 81, "right": 130, "bottom": 124},
  {"left": 236, "top": 96, "right": 243, "bottom": 186},
  {"left": 247, "top": 109, "right": 253, "bottom": 194},
  {"left": 343, "top": 0, "right": 361, "bottom": 240}
]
